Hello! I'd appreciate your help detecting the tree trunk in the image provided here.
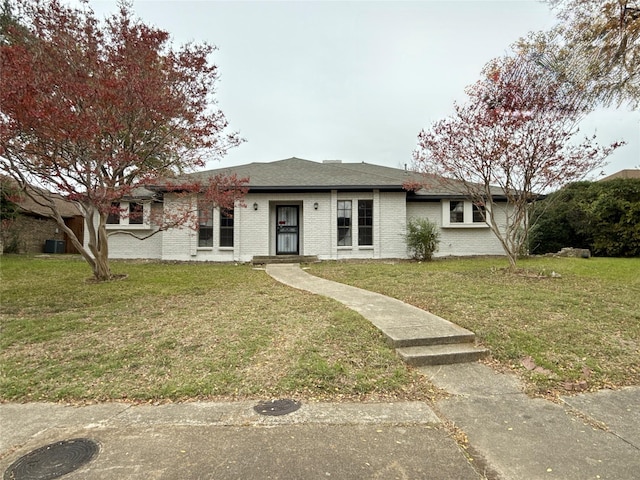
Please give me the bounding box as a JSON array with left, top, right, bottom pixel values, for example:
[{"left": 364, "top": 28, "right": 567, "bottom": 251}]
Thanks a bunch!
[
  {"left": 80, "top": 206, "right": 113, "bottom": 282},
  {"left": 91, "top": 217, "right": 112, "bottom": 281},
  {"left": 92, "top": 246, "right": 112, "bottom": 281},
  {"left": 505, "top": 250, "right": 518, "bottom": 272},
  {"left": 52, "top": 209, "right": 112, "bottom": 281}
]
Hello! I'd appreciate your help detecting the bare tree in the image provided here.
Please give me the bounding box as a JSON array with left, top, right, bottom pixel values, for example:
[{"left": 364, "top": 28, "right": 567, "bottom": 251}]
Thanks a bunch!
[
  {"left": 413, "top": 52, "right": 622, "bottom": 268},
  {"left": 543, "top": 0, "right": 640, "bottom": 107}
]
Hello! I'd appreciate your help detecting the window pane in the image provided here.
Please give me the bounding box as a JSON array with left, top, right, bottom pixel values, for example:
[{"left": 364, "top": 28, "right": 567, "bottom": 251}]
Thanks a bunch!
[
  {"left": 450, "top": 201, "right": 464, "bottom": 223},
  {"left": 337, "top": 200, "right": 352, "bottom": 246},
  {"left": 473, "top": 204, "right": 485, "bottom": 223},
  {"left": 358, "top": 200, "right": 373, "bottom": 246},
  {"left": 198, "top": 207, "right": 213, "bottom": 247},
  {"left": 199, "top": 227, "right": 213, "bottom": 247},
  {"left": 129, "top": 202, "right": 144, "bottom": 224},
  {"left": 107, "top": 202, "right": 120, "bottom": 224},
  {"left": 220, "top": 209, "right": 234, "bottom": 247}
]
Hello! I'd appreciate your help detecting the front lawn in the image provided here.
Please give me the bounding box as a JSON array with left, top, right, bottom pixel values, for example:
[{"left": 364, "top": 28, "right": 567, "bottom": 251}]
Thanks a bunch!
[
  {"left": 0, "top": 256, "right": 434, "bottom": 403},
  {"left": 309, "top": 257, "right": 640, "bottom": 394},
  {"left": 3, "top": 256, "right": 637, "bottom": 402}
]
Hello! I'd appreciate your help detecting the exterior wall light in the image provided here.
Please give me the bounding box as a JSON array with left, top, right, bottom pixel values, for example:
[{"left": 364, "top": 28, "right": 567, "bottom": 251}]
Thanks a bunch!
[
  {"left": 253, "top": 202, "right": 258, "bottom": 211},
  {"left": 314, "top": 202, "right": 319, "bottom": 210}
]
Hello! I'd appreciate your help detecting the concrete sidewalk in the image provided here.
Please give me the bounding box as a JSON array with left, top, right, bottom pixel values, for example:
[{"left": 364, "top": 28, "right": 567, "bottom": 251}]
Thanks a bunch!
[
  {"left": 0, "top": 401, "right": 479, "bottom": 479},
  {"left": 421, "top": 363, "right": 640, "bottom": 480}
]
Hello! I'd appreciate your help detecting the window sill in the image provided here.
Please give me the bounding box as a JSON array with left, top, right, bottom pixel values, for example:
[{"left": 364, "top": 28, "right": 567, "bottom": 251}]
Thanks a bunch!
[
  {"left": 197, "top": 247, "right": 214, "bottom": 251},
  {"left": 218, "top": 247, "right": 234, "bottom": 251},
  {"left": 106, "top": 224, "right": 152, "bottom": 230},
  {"left": 357, "top": 246, "right": 374, "bottom": 249},
  {"left": 442, "top": 223, "right": 489, "bottom": 229}
]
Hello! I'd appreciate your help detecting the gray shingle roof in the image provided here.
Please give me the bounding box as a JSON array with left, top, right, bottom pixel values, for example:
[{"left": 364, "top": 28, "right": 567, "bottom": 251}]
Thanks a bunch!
[
  {"left": 181, "top": 157, "right": 507, "bottom": 198},
  {"left": 187, "top": 157, "right": 419, "bottom": 191},
  {"left": 600, "top": 169, "right": 640, "bottom": 181}
]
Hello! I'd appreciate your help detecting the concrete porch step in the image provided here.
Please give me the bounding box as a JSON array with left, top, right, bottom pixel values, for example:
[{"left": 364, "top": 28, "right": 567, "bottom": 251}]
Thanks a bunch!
[
  {"left": 396, "top": 344, "right": 489, "bottom": 366},
  {"left": 383, "top": 328, "right": 476, "bottom": 349},
  {"left": 252, "top": 255, "right": 319, "bottom": 265}
]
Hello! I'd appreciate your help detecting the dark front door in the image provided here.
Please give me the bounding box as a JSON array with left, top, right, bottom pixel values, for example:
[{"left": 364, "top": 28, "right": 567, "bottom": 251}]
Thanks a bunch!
[{"left": 276, "top": 205, "right": 299, "bottom": 255}]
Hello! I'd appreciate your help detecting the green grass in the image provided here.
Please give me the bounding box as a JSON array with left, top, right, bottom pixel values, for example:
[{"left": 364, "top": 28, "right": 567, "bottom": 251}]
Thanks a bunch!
[
  {"left": 0, "top": 256, "right": 435, "bottom": 403},
  {"left": 309, "top": 257, "right": 640, "bottom": 394}
]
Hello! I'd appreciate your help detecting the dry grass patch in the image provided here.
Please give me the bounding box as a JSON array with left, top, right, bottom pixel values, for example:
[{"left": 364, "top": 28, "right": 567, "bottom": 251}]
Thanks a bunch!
[
  {"left": 309, "top": 257, "right": 640, "bottom": 395},
  {"left": 0, "top": 256, "right": 437, "bottom": 403}
]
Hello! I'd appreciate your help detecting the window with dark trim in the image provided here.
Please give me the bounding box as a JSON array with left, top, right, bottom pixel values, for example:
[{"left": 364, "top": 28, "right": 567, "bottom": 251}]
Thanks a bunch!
[
  {"left": 106, "top": 202, "right": 120, "bottom": 224},
  {"left": 358, "top": 200, "right": 373, "bottom": 246},
  {"left": 472, "top": 203, "right": 486, "bottom": 223},
  {"left": 129, "top": 202, "right": 144, "bottom": 224},
  {"left": 450, "top": 200, "right": 464, "bottom": 223},
  {"left": 198, "top": 206, "right": 213, "bottom": 247},
  {"left": 220, "top": 208, "right": 234, "bottom": 247},
  {"left": 337, "top": 200, "right": 352, "bottom": 246}
]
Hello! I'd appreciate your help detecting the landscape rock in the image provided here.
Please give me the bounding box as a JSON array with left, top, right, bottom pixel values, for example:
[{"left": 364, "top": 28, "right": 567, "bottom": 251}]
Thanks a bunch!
[{"left": 556, "top": 247, "right": 591, "bottom": 258}]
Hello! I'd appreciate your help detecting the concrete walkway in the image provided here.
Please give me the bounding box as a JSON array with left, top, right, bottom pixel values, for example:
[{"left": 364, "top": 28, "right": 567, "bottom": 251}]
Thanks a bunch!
[
  {"left": 266, "top": 263, "right": 487, "bottom": 365},
  {"left": 421, "top": 363, "right": 640, "bottom": 479}
]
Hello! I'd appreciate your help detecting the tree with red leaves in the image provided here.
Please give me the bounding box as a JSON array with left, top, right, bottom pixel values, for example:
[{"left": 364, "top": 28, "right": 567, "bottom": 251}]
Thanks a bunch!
[
  {"left": 413, "top": 51, "right": 623, "bottom": 269},
  {"left": 0, "top": 0, "right": 246, "bottom": 281}
]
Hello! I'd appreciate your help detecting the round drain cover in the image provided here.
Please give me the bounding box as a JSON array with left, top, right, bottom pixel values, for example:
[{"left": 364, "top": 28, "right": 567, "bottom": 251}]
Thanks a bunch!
[
  {"left": 254, "top": 399, "right": 301, "bottom": 416},
  {"left": 4, "top": 438, "right": 99, "bottom": 480}
]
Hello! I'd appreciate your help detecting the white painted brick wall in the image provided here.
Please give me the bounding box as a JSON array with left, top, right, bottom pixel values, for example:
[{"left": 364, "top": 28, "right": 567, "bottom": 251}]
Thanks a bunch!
[
  {"left": 406, "top": 201, "right": 507, "bottom": 257},
  {"left": 107, "top": 231, "right": 162, "bottom": 259},
  {"left": 378, "top": 191, "right": 408, "bottom": 259},
  {"left": 105, "top": 191, "right": 511, "bottom": 262},
  {"left": 161, "top": 194, "right": 197, "bottom": 261},
  {"left": 86, "top": 203, "right": 163, "bottom": 260}
]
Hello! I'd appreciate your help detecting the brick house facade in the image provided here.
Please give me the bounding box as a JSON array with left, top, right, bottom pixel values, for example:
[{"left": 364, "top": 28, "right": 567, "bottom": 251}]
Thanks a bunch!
[{"left": 99, "top": 158, "right": 509, "bottom": 262}]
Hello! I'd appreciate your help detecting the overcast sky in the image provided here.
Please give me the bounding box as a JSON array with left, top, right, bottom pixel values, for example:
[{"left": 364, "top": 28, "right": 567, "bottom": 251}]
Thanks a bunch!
[{"left": 86, "top": 0, "right": 638, "bottom": 177}]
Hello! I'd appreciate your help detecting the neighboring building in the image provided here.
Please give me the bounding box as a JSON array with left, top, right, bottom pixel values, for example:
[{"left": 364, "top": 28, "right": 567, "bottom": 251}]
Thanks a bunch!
[
  {"left": 600, "top": 169, "right": 640, "bottom": 181},
  {"left": 102, "top": 157, "right": 511, "bottom": 262},
  {"left": 0, "top": 179, "right": 84, "bottom": 254}
]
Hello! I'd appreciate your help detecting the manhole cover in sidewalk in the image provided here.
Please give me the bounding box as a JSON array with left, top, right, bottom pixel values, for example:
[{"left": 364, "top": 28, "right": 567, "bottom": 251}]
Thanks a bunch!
[
  {"left": 4, "top": 438, "right": 99, "bottom": 480},
  {"left": 254, "top": 399, "right": 301, "bottom": 416}
]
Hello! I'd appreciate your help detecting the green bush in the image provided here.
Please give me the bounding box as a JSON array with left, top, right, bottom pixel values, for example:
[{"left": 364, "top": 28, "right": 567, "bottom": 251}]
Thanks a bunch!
[
  {"left": 530, "top": 179, "right": 640, "bottom": 257},
  {"left": 405, "top": 218, "right": 440, "bottom": 261},
  {"left": 529, "top": 182, "right": 593, "bottom": 254}
]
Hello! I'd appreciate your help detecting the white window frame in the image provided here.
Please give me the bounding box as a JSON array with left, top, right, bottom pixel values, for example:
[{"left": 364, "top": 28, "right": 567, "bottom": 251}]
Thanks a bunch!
[
  {"left": 219, "top": 208, "right": 234, "bottom": 249},
  {"left": 105, "top": 201, "right": 151, "bottom": 230},
  {"left": 441, "top": 200, "right": 490, "bottom": 228},
  {"left": 197, "top": 205, "right": 214, "bottom": 249},
  {"left": 336, "top": 195, "right": 375, "bottom": 249}
]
